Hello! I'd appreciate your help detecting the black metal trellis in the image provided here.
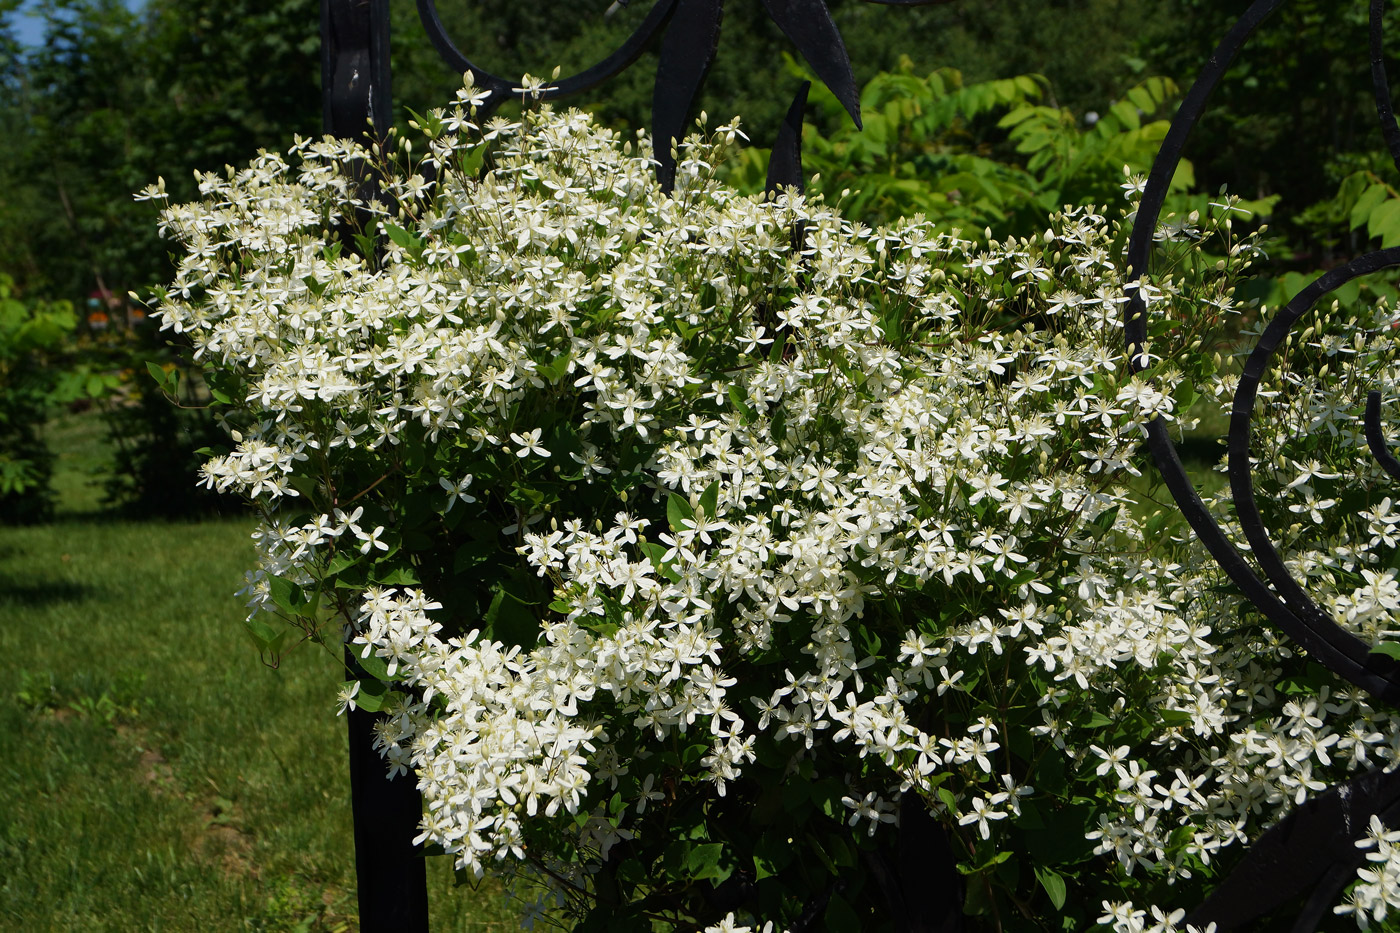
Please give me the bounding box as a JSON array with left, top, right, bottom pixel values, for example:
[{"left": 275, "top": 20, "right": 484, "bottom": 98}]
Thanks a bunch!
[
  {"left": 321, "top": 0, "right": 1400, "bottom": 928},
  {"left": 1124, "top": 1, "right": 1400, "bottom": 927}
]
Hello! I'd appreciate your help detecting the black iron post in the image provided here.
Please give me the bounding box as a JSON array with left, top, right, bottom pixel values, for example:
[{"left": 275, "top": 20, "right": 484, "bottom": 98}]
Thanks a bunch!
[
  {"left": 322, "top": 0, "right": 393, "bottom": 142},
  {"left": 321, "top": 2, "right": 429, "bottom": 930}
]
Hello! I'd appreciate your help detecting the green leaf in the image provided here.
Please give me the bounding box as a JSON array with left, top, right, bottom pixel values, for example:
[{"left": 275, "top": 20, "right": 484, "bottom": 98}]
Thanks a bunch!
[
  {"left": 727, "top": 383, "right": 756, "bottom": 422},
  {"left": 637, "top": 539, "right": 680, "bottom": 583},
  {"left": 145, "top": 361, "right": 172, "bottom": 394},
  {"left": 536, "top": 353, "right": 570, "bottom": 383},
  {"left": 698, "top": 479, "right": 720, "bottom": 519},
  {"left": 353, "top": 678, "right": 391, "bottom": 712},
  {"left": 384, "top": 223, "right": 422, "bottom": 253},
  {"left": 354, "top": 650, "right": 392, "bottom": 683},
  {"left": 240, "top": 616, "right": 291, "bottom": 657},
  {"left": 771, "top": 406, "right": 788, "bottom": 443},
  {"left": 1035, "top": 866, "right": 1068, "bottom": 910},
  {"left": 1369, "top": 198, "right": 1400, "bottom": 242},
  {"left": 459, "top": 142, "right": 488, "bottom": 177},
  {"left": 1352, "top": 183, "right": 1390, "bottom": 231},
  {"left": 326, "top": 551, "right": 361, "bottom": 578},
  {"left": 667, "top": 492, "right": 694, "bottom": 534},
  {"left": 687, "top": 842, "right": 731, "bottom": 883},
  {"left": 823, "top": 892, "right": 860, "bottom": 933},
  {"left": 1371, "top": 641, "right": 1400, "bottom": 661},
  {"left": 266, "top": 574, "right": 309, "bottom": 616},
  {"left": 483, "top": 580, "right": 540, "bottom": 649},
  {"left": 959, "top": 849, "right": 1012, "bottom": 873},
  {"left": 768, "top": 333, "right": 787, "bottom": 363},
  {"left": 805, "top": 833, "right": 839, "bottom": 875},
  {"left": 1382, "top": 212, "right": 1400, "bottom": 249},
  {"left": 371, "top": 566, "right": 420, "bottom": 586},
  {"left": 752, "top": 831, "right": 792, "bottom": 879},
  {"left": 1126, "top": 85, "right": 1155, "bottom": 114},
  {"left": 1174, "top": 380, "right": 1197, "bottom": 413},
  {"left": 453, "top": 537, "right": 497, "bottom": 572},
  {"left": 204, "top": 369, "right": 239, "bottom": 406},
  {"left": 1023, "top": 800, "right": 1099, "bottom": 865}
]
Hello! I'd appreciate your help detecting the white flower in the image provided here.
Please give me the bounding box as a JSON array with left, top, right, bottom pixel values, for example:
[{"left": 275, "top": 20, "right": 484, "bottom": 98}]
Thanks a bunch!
[
  {"left": 357, "top": 525, "right": 389, "bottom": 554},
  {"left": 509, "top": 428, "right": 550, "bottom": 458},
  {"left": 439, "top": 475, "right": 477, "bottom": 510},
  {"left": 335, "top": 680, "right": 360, "bottom": 715},
  {"left": 957, "top": 795, "right": 1007, "bottom": 840}
]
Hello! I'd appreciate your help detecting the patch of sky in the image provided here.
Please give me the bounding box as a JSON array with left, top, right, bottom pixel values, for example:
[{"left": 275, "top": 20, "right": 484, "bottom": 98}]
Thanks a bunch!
[{"left": 6, "top": 0, "right": 146, "bottom": 50}]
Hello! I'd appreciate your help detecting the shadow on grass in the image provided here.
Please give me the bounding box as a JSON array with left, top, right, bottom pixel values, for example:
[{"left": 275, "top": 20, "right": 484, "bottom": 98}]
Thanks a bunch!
[
  {"left": 43, "top": 509, "right": 127, "bottom": 527},
  {"left": 0, "top": 574, "right": 93, "bottom": 606}
]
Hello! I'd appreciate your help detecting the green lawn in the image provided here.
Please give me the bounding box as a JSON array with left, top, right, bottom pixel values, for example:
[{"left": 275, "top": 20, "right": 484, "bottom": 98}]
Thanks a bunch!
[{"left": 0, "top": 411, "right": 523, "bottom": 932}]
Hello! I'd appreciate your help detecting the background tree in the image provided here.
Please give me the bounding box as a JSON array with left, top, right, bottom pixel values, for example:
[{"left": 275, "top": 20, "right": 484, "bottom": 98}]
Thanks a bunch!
[
  {"left": 1144, "top": 0, "right": 1400, "bottom": 267},
  {"left": 0, "top": 0, "right": 1182, "bottom": 306},
  {"left": 394, "top": 0, "right": 1174, "bottom": 160},
  {"left": 0, "top": 0, "right": 321, "bottom": 307}
]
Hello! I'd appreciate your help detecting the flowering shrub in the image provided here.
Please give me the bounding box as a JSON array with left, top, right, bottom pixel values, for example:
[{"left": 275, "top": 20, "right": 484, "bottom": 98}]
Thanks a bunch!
[{"left": 141, "top": 77, "right": 1400, "bottom": 931}]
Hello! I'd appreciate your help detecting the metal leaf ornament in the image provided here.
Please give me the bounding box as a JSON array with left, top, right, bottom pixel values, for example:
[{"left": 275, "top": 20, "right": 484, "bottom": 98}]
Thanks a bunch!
[
  {"left": 652, "top": 0, "right": 726, "bottom": 191},
  {"left": 759, "top": 0, "right": 862, "bottom": 127},
  {"left": 764, "top": 80, "right": 811, "bottom": 196}
]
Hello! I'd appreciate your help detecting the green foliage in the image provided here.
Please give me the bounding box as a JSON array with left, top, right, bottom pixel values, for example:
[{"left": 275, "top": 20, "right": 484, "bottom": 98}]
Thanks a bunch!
[
  {"left": 0, "top": 273, "right": 75, "bottom": 522},
  {"left": 100, "top": 326, "right": 238, "bottom": 519},
  {"left": 1141, "top": 0, "right": 1400, "bottom": 267},
  {"left": 1242, "top": 166, "right": 1400, "bottom": 316},
  {"left": 395, "top": 0, "right": 1172, "bottom": 151},
  {"left": 0, "top": 0, "right": 320, "bottom": 306},
  {"left": 726, "top": 60, "right": 1211, "bottom": 234},
  {"left": 1306, "top": 168, "right": 1400, "bottom": 254}
]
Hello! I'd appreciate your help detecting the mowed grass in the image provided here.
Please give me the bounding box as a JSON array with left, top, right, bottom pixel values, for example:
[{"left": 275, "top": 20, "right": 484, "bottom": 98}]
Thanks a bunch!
[{"left": 0, "top": 410, "right": 522, "bottom": 932}]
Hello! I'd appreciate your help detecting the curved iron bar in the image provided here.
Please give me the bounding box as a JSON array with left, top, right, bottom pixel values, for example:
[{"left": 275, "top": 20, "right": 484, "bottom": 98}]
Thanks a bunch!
[
  {"left": 1226, "top": 251, "right": 1400, "bottom": 703},
  {"left": 1366, "top": 390, "right": 1400, "bottom": 481},
  {"left": 1125, "top": 0, "right": 1400, "bottom": 705},
  {"left": 416, "top": 0, "right": 680, "bottom": 111}
]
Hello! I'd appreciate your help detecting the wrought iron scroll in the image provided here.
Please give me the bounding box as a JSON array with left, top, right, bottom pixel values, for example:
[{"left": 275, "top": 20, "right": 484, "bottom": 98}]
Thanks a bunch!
[
  {"left": 1124, "top": 0, "right": 1400, "bottom": 927},
  {"left": 412, "top": 0, "right": 947, "bottom": 192},
  {"left": 414, "top": 0, "right": 679, "bottom": 115}
]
